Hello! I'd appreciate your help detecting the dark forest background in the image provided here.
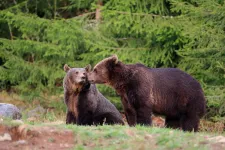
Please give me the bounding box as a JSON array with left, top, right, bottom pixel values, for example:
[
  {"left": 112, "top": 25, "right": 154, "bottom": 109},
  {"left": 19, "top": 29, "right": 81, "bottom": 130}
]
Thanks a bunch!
[{"left": 0, "top": 0, "right": 224, "bottom": 123}]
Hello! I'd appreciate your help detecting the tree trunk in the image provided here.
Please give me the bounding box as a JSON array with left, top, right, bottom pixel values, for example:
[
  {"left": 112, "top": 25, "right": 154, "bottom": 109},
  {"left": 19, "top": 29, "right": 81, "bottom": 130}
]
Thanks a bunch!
[{"left": 96, "top": 0, "right": 103, "bottom": 21}]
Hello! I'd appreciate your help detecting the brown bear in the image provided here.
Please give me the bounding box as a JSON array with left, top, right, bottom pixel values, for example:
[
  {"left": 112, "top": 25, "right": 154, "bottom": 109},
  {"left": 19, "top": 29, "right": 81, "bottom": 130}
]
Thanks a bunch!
[
  {"left": 63, "top": 64, "right": 124, "bottom": 125},
  {"left": 87, "top": 55, "right": 206, "bottom": 131}
]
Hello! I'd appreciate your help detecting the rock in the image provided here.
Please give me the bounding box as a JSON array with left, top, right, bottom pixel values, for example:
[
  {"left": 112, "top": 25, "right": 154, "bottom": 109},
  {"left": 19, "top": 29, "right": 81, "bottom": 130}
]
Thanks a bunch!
[
  {"left": 125, "top": 129, "right": 135, "bottom": 137},
  {"left": 0, "top": 133, "right": 12, "bottom": 141},
  {"left": 0, "top": 103, "right": 22, "bottom": 119},
  {"left": 60, "top": 143, "right": 70, "bottom": 148},
  {"left": 11, "top": 119, "right": 24, "bottom": 125},
  {"left": 27, "top": 117, "right": 37, "bottom": 122},
  {"left": 208, "top": 136, "right": 225, "bottom": 143},
  {"left": 27, "top": 105, "right": 46, "bottom": 118},
  {"left": 152, "top": 115, "right": 165, "bottom": 127},
  {"left": 13, "top": 140, "right": 28, "bottom": 146},
  {"left": 145, "top": 134, "right": 153, "bottom": 140}
]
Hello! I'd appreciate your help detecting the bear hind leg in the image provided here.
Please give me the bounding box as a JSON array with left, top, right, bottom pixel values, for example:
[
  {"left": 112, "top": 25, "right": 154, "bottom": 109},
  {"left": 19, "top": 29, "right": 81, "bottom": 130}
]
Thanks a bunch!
[
  {"left": 94, "top": 114, "right": 124, "bottom": 125},
  {"left": 165, "top": 117, "right": 181, "bottom": 130},
  {"left": 104, "top": 115, "right": 124, "bottom": 125},
  {"left": 181, "top": 114, "right": 199, "bottom": 132}
]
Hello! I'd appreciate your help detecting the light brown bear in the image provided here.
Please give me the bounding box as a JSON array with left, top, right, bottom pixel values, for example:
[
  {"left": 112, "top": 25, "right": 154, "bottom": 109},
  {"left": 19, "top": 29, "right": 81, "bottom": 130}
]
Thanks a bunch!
[
  {"left": 87, "top": 55, "right": 206, "bottom": 131},
  {"left": 63, "top": 64, "right": 124, "bottom": 125}
]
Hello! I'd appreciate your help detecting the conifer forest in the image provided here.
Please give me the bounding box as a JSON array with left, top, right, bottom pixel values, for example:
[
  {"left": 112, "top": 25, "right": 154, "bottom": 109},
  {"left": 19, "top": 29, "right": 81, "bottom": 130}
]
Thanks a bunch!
[{"left": 0, "top": 0, "right": 225, "bottom": 123}]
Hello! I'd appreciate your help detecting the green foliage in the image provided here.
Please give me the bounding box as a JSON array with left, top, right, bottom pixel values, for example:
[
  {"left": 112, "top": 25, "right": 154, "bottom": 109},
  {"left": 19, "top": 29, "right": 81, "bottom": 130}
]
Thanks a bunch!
[
  {"left": 204, "top": 86, "right": 225, "bottom": 122},
  {"left": 0, "top": 0, "right": 224, "bottom": 121},
  {"left": 65, "top": 124, "right": 224, "bottom": 149},
  {"left": 0, "top": 12, "right": 87, "bottom": 94}
]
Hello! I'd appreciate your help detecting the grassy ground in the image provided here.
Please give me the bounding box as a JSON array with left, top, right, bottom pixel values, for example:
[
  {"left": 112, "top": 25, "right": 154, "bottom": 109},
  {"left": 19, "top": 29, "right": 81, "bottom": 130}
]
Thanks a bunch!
[
  {"left": 1, "top": 119, "right": 225, "bottom": 150},
  {"left": 1, "top": 92, "right": 225, "bottom": 149},
  {"left": 65, "top": 124, "right": 225, "bottom": 150}
]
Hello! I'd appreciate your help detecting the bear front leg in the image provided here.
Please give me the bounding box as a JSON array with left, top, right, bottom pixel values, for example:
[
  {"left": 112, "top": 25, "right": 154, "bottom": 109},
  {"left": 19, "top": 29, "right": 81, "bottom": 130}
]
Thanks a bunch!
[
  {"left": 136, "top": 105, "right": 152, "bottom": 126},
  {"left": 66, "top": 111, "right": 76, "bottom": 124},
  {"left": 122, "top": 98, "right": 136, "bottom": 126},
  {"left": 124, "top": 107, "right": 137, "bottom": 126}
]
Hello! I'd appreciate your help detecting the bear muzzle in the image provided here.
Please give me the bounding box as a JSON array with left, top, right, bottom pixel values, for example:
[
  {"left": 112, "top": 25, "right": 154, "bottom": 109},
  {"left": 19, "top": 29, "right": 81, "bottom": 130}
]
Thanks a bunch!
[{"left": 87, "top": 74, "right": 95, "bottom": 83}]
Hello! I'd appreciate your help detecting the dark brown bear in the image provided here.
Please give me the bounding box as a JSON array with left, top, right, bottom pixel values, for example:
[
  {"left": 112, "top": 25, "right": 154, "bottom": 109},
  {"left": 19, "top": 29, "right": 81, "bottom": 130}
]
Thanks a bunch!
[
  {"left": 63, "top": 64, "right": 124, "bottom": 125},
  {"left": 87, "top": 55, "right": 206, "bottom": 131}
]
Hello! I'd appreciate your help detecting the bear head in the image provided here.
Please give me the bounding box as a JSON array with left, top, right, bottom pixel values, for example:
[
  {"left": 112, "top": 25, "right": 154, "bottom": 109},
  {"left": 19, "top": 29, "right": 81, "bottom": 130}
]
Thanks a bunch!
[
  {"left": 63, "top": 64, "right": 91, "bottom": 92},
  {"left": 87, "top": 55, "right": 118, "bottom": 84}
]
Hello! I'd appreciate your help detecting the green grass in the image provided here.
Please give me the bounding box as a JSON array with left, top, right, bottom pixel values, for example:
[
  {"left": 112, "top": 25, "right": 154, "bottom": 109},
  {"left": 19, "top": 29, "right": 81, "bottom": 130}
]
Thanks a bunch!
[
  {"left": 1, "top": 116, "right": 225, "bottom": 150},
  {"left": 1, "top": 91, "right": 224, "bottom": 149},
  {"left": 60, "top": 124, "right": 223, "bottom": 150}
]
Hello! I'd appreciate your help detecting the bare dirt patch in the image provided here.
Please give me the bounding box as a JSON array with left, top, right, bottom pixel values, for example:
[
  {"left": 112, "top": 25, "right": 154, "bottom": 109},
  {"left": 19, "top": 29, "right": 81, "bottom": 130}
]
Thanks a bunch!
[{"left": 0, "top": 124, "right": 74, "bottom": 150}]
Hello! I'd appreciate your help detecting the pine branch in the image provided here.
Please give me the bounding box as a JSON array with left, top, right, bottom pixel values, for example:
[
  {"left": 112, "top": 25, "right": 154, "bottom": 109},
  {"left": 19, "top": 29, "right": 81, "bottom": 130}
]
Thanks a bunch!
[
  {"left": 98, "top": 46, "right": 149, "bottom": 50},
  {"left": 72, "top": 11, "right": 95, "bottom": 18},
  {"left": 0, "top": 1, "right": 27, "bottom": 12},
  {"left": 103, "top": 10, "right": 171, "bottom": 18}
]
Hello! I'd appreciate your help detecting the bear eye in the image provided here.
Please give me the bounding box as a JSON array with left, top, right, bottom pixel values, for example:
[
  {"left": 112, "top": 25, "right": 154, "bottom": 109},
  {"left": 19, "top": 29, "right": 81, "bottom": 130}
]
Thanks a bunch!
[
  {"left": 94, "top": 69, "right": 97, "bottom": 73},
  {"left": 75, "top": 71, "right": 79, "bottom": 74}
]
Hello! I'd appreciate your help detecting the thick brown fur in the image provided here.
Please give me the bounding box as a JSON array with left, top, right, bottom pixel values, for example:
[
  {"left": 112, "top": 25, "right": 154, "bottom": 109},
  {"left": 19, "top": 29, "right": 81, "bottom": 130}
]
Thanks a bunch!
[
  {"left": 88, "top": 55, "right": 206, "bottom": 131},
  {"left": 63, "top": 64, "right": 124, "bottom": 125}
]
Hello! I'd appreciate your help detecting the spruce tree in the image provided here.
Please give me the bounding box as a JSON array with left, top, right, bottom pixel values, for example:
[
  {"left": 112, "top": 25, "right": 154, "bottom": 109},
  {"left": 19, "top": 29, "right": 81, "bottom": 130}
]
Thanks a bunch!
[{"left": 0, "top": 0, "right": 224, "bottom": 121}]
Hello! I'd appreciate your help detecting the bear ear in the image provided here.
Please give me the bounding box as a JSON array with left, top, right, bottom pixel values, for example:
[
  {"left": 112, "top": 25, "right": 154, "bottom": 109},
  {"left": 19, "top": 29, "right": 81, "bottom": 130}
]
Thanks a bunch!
[
  {"left": 64, "top": 64, "right": 71, "bottom": 72},
  {"left": 111, "top": 54, "right": 118, "bottom": 64},
  {"left": 85, "top": 64, "right": 91, "bottom": 72}
]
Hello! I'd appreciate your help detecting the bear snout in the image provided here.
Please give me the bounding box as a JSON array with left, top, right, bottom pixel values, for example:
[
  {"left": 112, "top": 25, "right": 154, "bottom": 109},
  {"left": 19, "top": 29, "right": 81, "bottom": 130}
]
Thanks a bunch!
[
  {"left": 87, "top": 78, "right": 94, "bottom": 83},
  {"left": 87, "top": 74, "right": 94, "bottom": 83},
  {"left": 79, "top": 76, "right": 86, "bottom": 84}
]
